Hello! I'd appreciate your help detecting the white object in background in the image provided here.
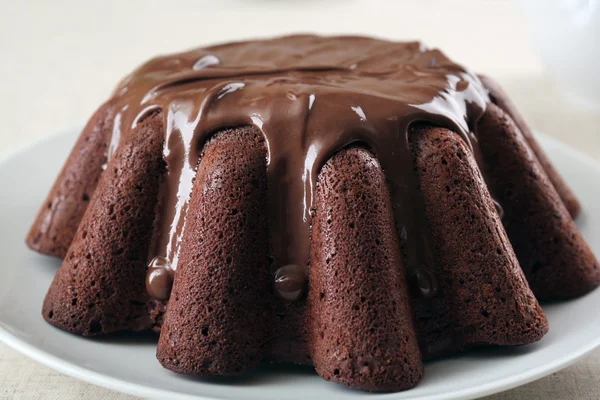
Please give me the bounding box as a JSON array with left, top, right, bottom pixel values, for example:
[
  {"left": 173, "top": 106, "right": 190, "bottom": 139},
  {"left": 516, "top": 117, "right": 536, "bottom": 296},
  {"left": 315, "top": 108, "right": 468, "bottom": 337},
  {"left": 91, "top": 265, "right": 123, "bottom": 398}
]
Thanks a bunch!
[{"left": 517, "top": 0, "right": 600, "bottom": 108}]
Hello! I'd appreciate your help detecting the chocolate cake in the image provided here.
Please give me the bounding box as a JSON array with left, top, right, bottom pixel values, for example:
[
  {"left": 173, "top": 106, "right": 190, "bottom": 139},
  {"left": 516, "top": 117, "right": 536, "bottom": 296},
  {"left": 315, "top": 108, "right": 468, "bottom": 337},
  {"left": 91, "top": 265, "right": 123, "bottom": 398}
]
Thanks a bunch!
[{"left": 27, "top": 35, "right": 599, "bottom": 392}]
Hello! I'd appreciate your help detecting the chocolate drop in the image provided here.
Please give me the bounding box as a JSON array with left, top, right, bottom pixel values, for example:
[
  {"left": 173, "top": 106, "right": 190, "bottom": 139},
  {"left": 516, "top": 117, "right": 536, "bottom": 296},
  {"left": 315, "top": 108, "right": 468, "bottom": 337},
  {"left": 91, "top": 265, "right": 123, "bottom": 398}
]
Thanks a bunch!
[
  {"left": 146, "top": 256, "right": 174, "bottom": 300},
  {"left": 492, "top": 199, "right": 505, "bottom": 219},
  {"left": 415, "top": 267, "right": 439, "bottom": 299},
  {"left": 274, "top": 264, "right": 306, "bottom": 301}
]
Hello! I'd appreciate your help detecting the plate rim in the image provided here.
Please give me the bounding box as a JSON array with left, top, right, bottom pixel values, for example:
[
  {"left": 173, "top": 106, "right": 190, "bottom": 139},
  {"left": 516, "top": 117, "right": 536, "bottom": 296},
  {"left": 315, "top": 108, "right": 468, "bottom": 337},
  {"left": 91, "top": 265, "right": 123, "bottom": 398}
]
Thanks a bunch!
[{"left": 2, "top": 124, "right": 600, "bottom": 400}]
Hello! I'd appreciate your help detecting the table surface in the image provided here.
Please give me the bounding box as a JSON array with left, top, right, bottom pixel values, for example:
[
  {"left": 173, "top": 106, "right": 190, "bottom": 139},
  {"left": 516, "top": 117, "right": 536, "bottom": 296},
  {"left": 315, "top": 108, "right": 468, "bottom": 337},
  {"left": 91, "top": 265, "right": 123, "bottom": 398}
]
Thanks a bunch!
[{"left": 1, "top": 1, "right": 599, "bottom": 399}]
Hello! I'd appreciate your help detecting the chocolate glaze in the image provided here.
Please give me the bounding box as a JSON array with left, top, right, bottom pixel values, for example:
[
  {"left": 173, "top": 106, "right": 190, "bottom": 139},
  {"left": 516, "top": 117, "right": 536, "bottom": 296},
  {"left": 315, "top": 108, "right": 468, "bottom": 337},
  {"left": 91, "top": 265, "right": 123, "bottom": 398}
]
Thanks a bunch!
[
  {"left": 146, "top": 256, "right": 174, "bottom": 300},
  {"left": 109, "top": 35, "right": 489, "bottom": 299},
  {"left": 492, "top": 199, "right": 505, "bottom": 219},
  {"left": 146, "top": 267, "right": 173, "bottom": 301},
  {"left": 274, "top": 264, "right": 306, "bottom": 301}
]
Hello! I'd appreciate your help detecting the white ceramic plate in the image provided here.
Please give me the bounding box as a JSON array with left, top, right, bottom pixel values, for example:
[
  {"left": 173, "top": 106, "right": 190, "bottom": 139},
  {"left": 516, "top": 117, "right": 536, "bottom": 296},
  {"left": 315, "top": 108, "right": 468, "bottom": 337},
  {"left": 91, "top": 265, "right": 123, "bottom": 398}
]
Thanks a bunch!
[{"left": 1, "top": 125, "right": 599, "bottom": 400}]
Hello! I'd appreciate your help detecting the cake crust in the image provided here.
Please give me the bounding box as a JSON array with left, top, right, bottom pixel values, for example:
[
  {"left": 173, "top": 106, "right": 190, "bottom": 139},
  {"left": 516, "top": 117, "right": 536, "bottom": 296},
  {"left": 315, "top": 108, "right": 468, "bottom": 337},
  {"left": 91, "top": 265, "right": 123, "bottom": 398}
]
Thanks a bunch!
[
  {"left": 477, "top": 103, "right": 600, "bottom": 299},
  {"left": 409, "top": 125, "right": 548, "bottom": 356},
  {"left": 27, "top": 100, "right": 115, "bottom": 258},
  {"left": 309, "top": 147, "right": 424, "bottom": 391},
  {"left": 42, "top": 113, "right": 166, "bottom": 335},
  {"left": 478, "top": 75, "right": 581, "bottom": 218}
]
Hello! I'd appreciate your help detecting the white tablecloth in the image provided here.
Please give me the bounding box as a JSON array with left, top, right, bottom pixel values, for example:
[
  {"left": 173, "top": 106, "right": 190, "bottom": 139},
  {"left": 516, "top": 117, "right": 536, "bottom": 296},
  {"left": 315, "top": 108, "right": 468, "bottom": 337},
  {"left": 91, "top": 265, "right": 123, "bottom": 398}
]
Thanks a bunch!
[{"left": 1, "top": 0, "right": 599, "bottom": 399}]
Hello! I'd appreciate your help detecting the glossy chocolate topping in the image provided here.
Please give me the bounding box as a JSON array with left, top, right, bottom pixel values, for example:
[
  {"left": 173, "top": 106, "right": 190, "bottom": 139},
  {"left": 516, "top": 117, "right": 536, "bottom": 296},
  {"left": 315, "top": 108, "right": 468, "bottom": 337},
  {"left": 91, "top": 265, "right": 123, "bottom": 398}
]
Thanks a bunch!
[
  {"left": 274, "top": 264, "right": 306, "bottom": 301},
  {"left": 145, "top": 256, "right": 174, "bottom": 300},
  {"left": 106, "top": 35, "right": 489, "bottom": 300}
]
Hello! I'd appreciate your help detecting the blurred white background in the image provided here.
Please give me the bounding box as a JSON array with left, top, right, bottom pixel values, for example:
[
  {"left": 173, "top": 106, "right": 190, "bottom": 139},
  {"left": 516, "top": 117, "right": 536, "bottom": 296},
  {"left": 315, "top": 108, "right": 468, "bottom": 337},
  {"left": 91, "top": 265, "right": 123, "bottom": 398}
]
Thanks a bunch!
[
  {"left": 0, "top": 0, "right": 599, "bottom": 399},
  {"left": 518, "top": 0, "right": 600, "bottom": 106}
]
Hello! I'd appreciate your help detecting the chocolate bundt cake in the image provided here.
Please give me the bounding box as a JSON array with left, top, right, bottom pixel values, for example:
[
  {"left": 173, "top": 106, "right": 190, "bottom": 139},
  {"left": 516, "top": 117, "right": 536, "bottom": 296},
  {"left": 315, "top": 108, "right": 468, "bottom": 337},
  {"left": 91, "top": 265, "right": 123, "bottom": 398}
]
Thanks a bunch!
[{"left": 27, "top": 35, "right": 599, "bottom": 391}]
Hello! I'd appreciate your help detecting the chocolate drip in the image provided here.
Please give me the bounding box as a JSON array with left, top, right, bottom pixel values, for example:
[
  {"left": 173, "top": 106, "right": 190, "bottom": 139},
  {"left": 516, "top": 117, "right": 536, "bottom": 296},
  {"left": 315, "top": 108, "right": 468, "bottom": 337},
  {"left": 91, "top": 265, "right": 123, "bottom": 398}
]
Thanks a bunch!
[
  {"left": 108, "top": 35, "right": 488, "bottom": 300},
  {"left": 274, "top": 264, "right": 306, "bottom": 301},
  {"left": 146, "top": 256, "right": 173, "bottom": 300}
]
